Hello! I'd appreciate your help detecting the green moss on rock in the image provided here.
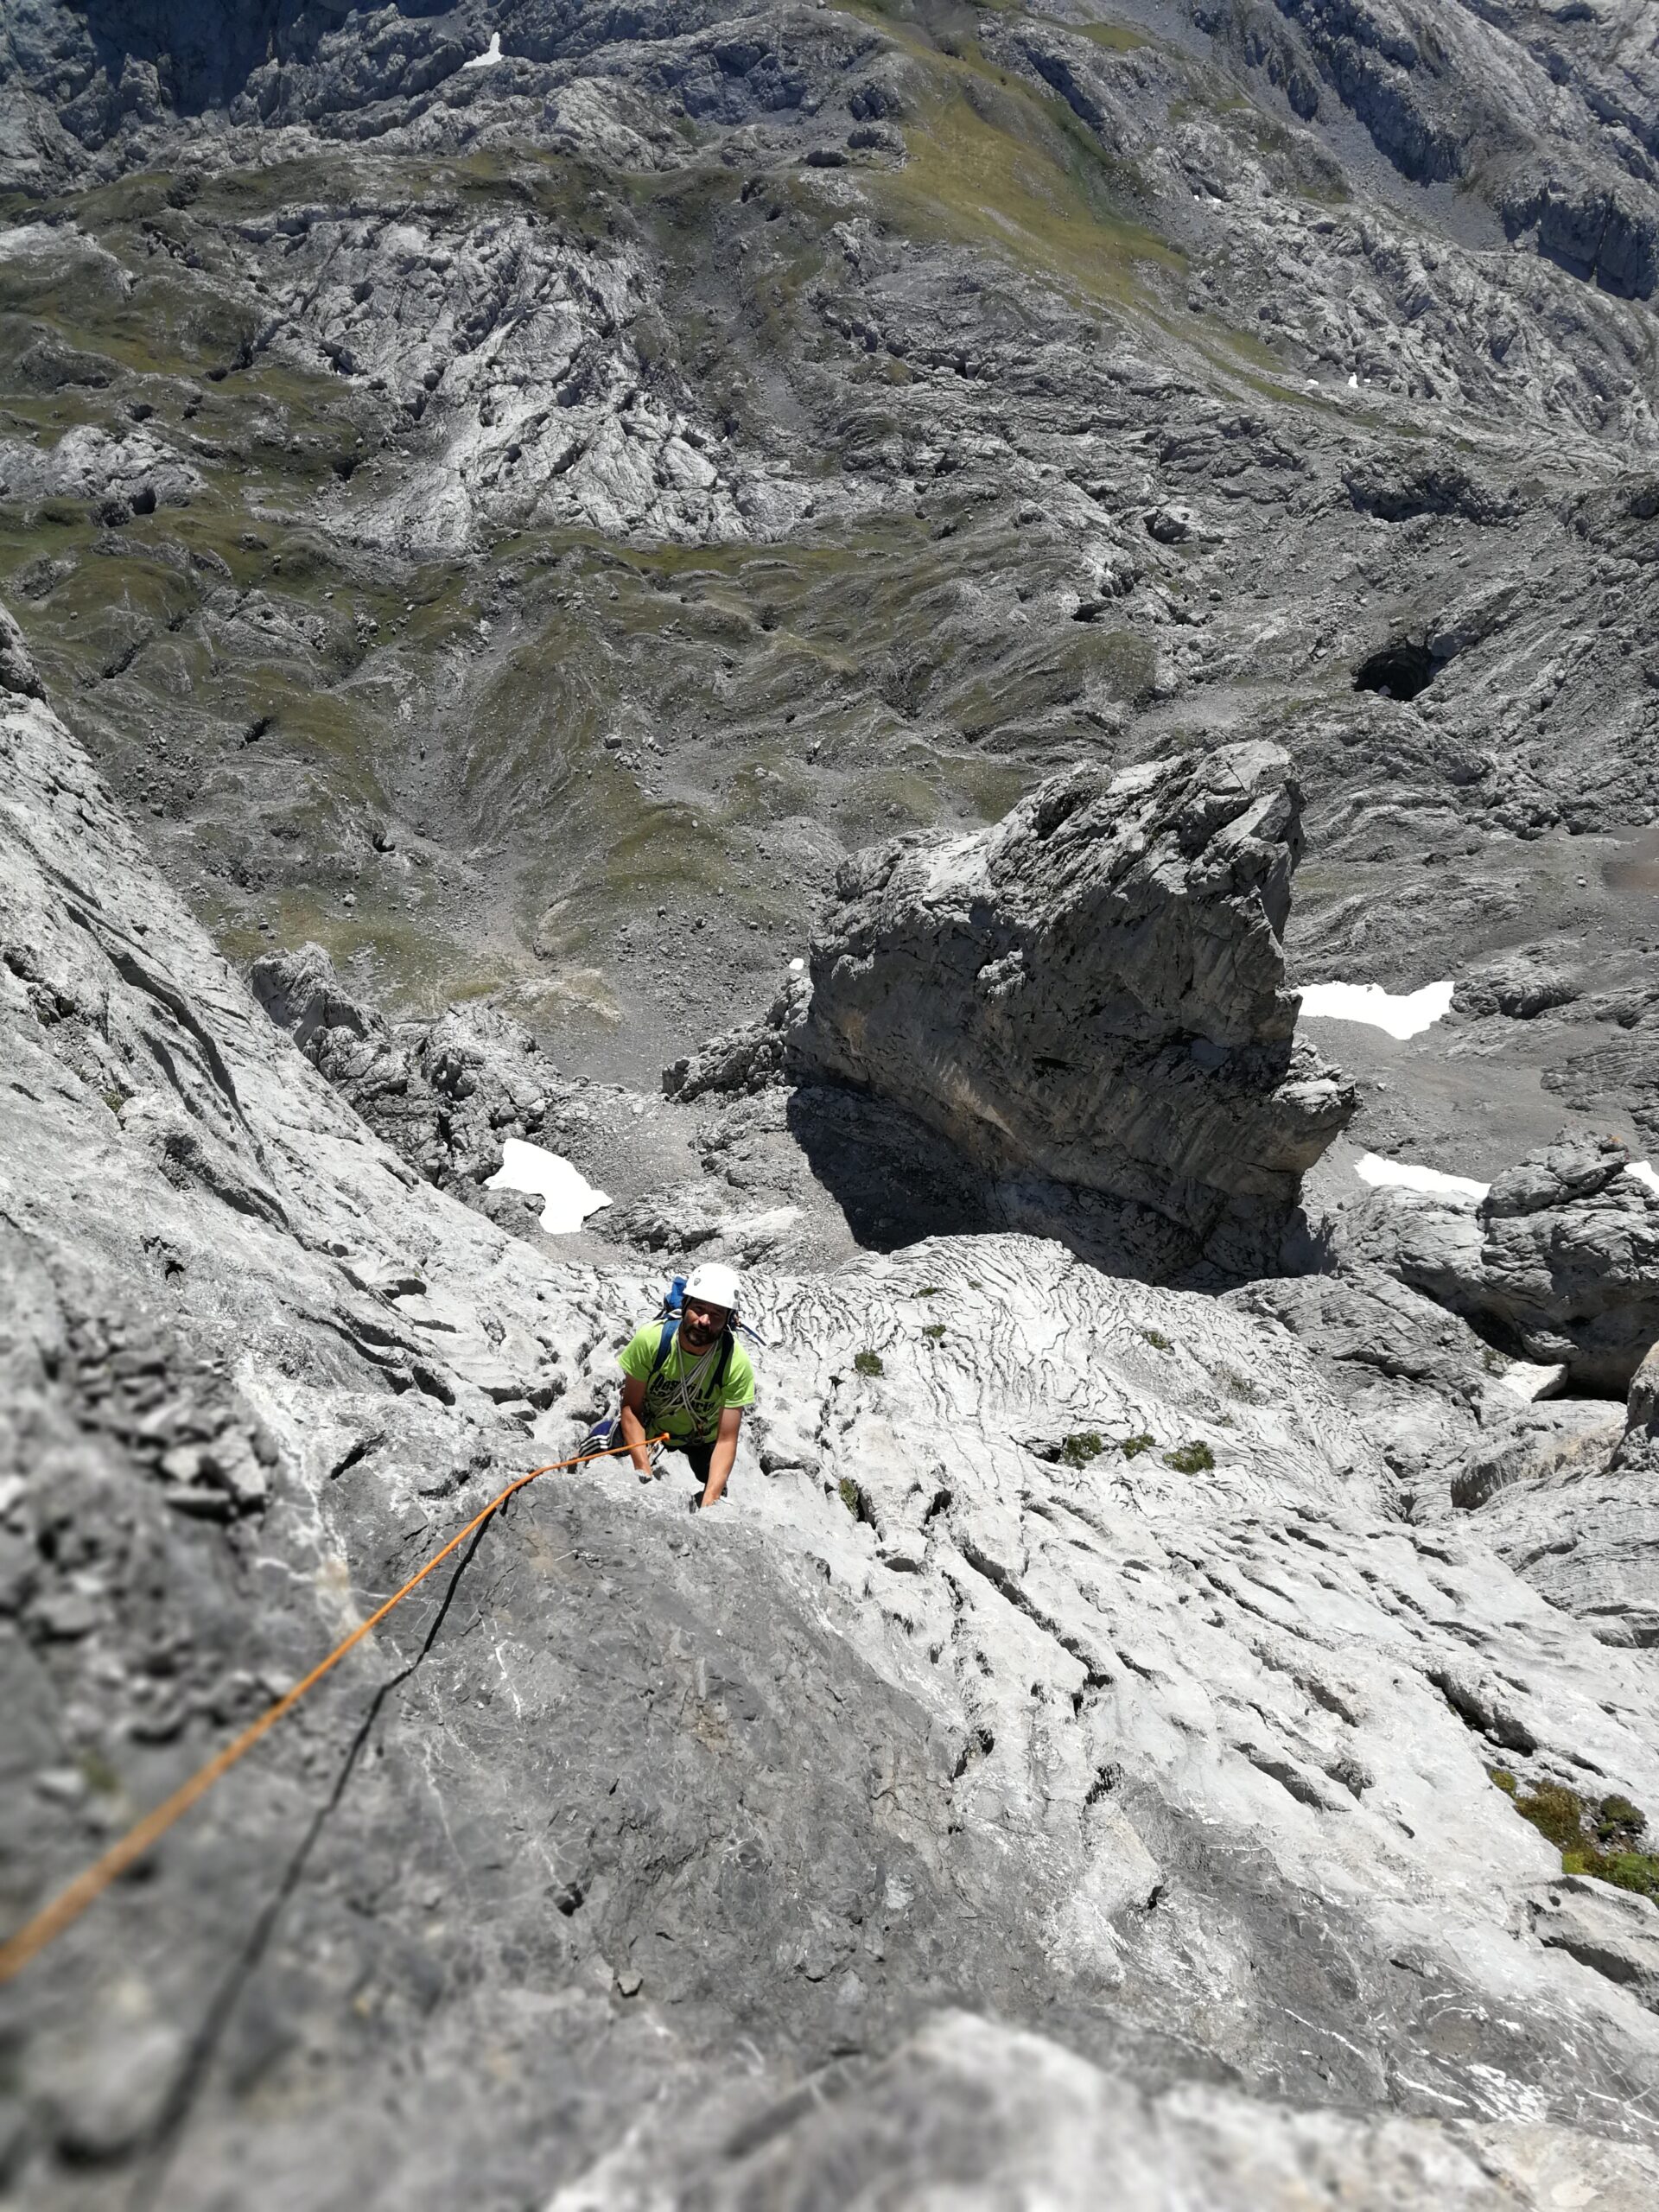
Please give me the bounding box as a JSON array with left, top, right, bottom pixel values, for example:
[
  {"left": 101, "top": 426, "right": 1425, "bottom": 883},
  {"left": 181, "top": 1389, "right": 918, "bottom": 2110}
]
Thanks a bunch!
[
  {"left": 1497, "top": 1774, "right": 1659, "bottom": 1898},
  {"left": 1163, "top": 1441, "right": 1214, "bottom": 1473}
]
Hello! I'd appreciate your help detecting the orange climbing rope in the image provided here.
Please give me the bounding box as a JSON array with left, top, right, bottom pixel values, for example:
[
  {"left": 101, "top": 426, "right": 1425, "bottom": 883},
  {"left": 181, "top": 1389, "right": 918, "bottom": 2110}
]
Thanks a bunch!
[{"left": 0, "top": 1432, "right": 667, "bottom": 1986}]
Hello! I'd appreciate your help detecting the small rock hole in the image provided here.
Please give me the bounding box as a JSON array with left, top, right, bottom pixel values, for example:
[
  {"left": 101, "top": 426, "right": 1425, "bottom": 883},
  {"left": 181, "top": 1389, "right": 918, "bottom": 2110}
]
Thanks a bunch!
[{"left": 1354, "top": 639, "right": 1440, "bottom": 702}]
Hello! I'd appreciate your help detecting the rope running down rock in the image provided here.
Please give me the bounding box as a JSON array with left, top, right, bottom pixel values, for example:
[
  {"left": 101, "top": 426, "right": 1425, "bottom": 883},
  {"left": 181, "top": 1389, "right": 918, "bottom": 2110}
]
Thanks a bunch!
[{"left": 0, "top": 1433, "right": 667, "bottom": 1985}]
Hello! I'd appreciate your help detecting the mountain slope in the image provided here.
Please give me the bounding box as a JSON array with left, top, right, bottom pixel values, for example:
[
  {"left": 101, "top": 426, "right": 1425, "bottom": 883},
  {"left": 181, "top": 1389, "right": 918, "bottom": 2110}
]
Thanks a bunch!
[
  {"left": 0, "top": 0, "right": 1654, "bottom": 1101},
  {"left": 5, "top": 600, "right": 1659, "bottom": 2205}
]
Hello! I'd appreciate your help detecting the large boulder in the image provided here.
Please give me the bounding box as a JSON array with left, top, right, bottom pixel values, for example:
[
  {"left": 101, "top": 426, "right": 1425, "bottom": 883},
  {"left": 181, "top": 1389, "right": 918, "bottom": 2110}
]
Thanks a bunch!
[
  {"left": 1353, "top": 1133, "right": 1659, "bottom": 1393},
  {"left": 1478, "top": 1135, "right": 1659, "bottom": 1389},
  {"left": 784, "top": 742, "right": 1353, "bottom": 1273}
]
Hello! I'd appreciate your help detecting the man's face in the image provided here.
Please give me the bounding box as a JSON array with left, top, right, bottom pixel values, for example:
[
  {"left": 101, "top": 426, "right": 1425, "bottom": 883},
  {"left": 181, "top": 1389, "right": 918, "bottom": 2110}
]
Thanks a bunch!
[{"left": 681, "top": 1296, "right": 729, "bottom": 1350}]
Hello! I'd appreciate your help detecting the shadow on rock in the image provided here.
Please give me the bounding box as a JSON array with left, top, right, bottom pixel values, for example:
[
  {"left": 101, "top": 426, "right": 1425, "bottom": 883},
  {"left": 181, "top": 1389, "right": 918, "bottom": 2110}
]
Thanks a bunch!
[
  {"left": 785, "top": 1083, "right": 1281, "bottom": 1285},
  {"left": 784, "top": 1083, "right": 994, "bottom": 1252}
]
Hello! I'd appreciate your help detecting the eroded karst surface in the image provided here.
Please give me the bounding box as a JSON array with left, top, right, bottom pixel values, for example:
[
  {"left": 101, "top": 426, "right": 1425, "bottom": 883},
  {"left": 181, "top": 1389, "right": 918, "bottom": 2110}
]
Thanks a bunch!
[{"left": 4, "top": 0, "right": 1659, "bottom": 2204}]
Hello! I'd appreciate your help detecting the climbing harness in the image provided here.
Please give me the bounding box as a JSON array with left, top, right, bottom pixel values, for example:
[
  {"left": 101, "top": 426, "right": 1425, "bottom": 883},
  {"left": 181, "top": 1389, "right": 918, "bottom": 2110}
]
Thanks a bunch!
[{"left": 0, "top": 1431, "right": 665, "bottom": 1987}]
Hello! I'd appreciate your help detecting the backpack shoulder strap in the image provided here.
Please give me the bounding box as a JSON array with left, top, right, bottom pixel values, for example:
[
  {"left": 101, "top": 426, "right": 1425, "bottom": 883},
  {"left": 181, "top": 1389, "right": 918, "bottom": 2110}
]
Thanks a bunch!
[
  {"left": 649, "top": 1315, "right": 678, "bottom": 1379},
  {"left": 694, "top": 1333, "right": 735, "bottom": 1442}
]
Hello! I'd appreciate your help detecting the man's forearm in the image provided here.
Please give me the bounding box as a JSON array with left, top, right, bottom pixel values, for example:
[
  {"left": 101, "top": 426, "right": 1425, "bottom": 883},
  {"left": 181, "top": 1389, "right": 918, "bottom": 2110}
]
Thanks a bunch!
[
  {"left": 620, "top": 1400, "right": 653, "bottom": 1471},
  {"left": 700, "top": 1433, "right": 737, "bottom": 1508}
]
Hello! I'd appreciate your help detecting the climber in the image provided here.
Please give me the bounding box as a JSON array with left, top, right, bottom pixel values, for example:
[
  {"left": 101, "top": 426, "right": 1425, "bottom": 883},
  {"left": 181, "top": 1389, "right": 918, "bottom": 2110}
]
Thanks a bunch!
[{"left": 617, "top": 1262, "right": 756, "bottom": 1510}]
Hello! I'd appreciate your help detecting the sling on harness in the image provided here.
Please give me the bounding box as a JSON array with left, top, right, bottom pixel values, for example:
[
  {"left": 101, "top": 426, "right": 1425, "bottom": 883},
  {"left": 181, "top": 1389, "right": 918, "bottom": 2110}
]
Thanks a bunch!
[{"left": 645, "top": 1311, "right": 734, "bottom": 1439}]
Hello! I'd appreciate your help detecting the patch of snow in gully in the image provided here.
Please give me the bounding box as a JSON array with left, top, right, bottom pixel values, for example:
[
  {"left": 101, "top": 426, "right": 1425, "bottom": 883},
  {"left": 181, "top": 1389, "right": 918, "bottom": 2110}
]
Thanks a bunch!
[
  {"left": 1495, "top": 1359, "right": 1567, "bottom": 1403},
  {"left": 1299, "top": 979, "right": 1454, "bottom": 1039},
  {"left": 486, "top": 1138, "right": 611, "bottom": 1231},
  {"left": 1627, "top": 1160, "right": 1659, "bottom": 1197},
  {"left": 463, "top": 30, "right": 504, "bottom": 67},
  {"left": 1355, "top": 1152, "right": 1489, "bottom": 1205}
]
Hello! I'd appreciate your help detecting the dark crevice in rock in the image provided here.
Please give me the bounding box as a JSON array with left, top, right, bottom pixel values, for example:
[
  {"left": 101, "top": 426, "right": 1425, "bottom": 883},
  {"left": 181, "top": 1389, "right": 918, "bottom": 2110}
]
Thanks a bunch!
[{"left": 1352, "top": 639, "right": 1442, "bottom": 702}]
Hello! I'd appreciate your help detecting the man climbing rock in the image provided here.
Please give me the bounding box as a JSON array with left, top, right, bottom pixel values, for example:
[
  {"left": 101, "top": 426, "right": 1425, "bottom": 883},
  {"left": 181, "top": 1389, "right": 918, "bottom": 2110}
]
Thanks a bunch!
[{"left": 618, "top": 1262, "right": 755, "bottom": 1510}]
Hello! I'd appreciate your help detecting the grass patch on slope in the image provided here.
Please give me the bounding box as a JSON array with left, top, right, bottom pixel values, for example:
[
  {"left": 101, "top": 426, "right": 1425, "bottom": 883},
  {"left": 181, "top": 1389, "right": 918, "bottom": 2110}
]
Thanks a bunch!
[
  {"left": 1060, "top": 19, "right": 1151, "bottom": 52},
  {"left": 1491, "top": 1770, "right": 1659, "bottom": 1899},
  {"left": 829, "top": 0, "right": 1180, "bottom": 308},
  {"left": 876, "top": 71, "right": 1182, "bottom": 311}
]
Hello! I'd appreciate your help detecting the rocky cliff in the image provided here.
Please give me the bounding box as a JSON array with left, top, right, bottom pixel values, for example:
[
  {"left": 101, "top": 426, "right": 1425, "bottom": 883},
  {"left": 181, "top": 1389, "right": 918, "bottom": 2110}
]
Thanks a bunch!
[
  {"left": 6, "top": 595, "right": 1659, "bottom": 2206},
  {"left": 675, "top": 740, "right": 1357, "bottom": 1275},
  {"left": 4, "top": 0, "right": 1659, "bottom": 2202}
]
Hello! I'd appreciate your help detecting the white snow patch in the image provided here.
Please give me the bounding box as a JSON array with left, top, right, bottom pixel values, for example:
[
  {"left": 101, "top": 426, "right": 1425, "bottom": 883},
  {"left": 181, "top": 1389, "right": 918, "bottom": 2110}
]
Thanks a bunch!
[
  {"left": 789, "top": 957, "right": 805, "bottom": 974},
  {"left": 463, "top": 30, "right": 504, "bottom": 67},
  {"left": 1299, "top": 978, "right": 1454, "bottom": 1039},
  {"left": 1626, "top": 1160, "right": 1659, "bottom": 1197},
  {"left": 1355, "top": 1152, "right": 1489, "bottom": 1205},
  {"left": 486, "top": 1137, "right": 611, "bottom": 1232}
]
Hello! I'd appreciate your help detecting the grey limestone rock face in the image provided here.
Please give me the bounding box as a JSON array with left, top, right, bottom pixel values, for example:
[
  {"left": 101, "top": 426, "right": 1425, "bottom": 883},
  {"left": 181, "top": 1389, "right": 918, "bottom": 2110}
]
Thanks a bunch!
[
  {"left": 1228, "top": 1262, "right": 1505, "bottom": 1500},
  {"left": 244, "top": 199, "right": 792, "bottom": 552},
  {"left": 1473, "top": 1138, "right": 1659, "bottom": 1391},
  {"left": 11, "top": 670, "right": 1659, "bottom": 2206},
  {"left": 1349, "top": 1133, "right": 1659, "bottom": 1393},
  {"left": 1619, "top": 1343, "right": 1659, "bottom": 1472},
  {"left": 0, "top": 603, "right": 42, "bottom": 700},
  {"left": 251, "top": 939, "right": 575, "bottom": 1201},
  {"left": 1200, "top": 0, "right": 1659, "bottom": 299},
  {"left": 785, "top": 741, "right": 1357, "bottom": 1274},
  {"left": 3, "top": 0, "right": 1659, "bottom": 2193},
  {"left": 1448, "top": 1402, "right": 1659, "bottom": 1648},
  {"left": 1319, "top": 1138, "right": 1659, "bottom": 1641},
  {"left": 0, "top": 422, "right": 201, "bottom": 518},
  {"left": 548, "top": 2008, "right": 1659, "bottom": 2212},
  {"left": 1451, "top": 1400, "right": 1627, "bottom": 1515},
  {"left": 664, "top": 975, "right": 809, "bottom": 1103},
  {"left": 1531, "top": 1878, "right": 1659, "bottom": 2018}
]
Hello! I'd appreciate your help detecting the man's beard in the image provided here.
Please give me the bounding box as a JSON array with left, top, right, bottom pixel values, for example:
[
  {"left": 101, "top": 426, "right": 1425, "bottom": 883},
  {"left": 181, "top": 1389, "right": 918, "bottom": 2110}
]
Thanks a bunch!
[{"left": 682, "top": 1318, "right": 718, "bottom": 1351}]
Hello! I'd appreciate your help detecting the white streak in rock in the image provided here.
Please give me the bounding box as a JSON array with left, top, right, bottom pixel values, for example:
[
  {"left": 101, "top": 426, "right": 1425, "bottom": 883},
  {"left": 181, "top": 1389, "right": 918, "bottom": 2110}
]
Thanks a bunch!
[
  {"left": 1355, "top": 1152, "right": 1490, "bottom": 1204},
  {"left": 1299, "top": 979, "right": 1454, "bottom": 1039},
  {"left": 486, "top": 1136, "right": 611, "bottom": 1231},
  {"left": 1494, "top": 1360, "right": 1567, "bottom": 1404}
]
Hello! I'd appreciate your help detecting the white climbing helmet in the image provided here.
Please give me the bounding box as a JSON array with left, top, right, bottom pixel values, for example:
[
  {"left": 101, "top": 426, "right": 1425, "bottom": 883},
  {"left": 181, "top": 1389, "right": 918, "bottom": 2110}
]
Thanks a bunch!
[{"left": 683, "top": 1261, "right": 742, "bottom": 1315}]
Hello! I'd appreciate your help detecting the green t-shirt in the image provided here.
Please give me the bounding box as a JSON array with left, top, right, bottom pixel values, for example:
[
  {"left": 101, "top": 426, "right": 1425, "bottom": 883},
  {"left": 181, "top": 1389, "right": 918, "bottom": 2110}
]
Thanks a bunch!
[{"left": 619, "top": 1322, "right": 756, "bottom": 1446}]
